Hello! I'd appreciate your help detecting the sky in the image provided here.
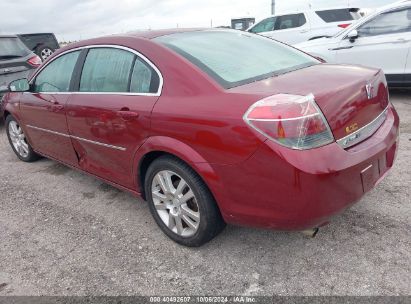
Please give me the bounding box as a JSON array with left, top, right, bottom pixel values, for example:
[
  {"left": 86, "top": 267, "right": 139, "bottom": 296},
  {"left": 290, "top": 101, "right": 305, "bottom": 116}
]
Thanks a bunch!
[{"left": 0, "top": 0, "right": 397, "bottom": 41}]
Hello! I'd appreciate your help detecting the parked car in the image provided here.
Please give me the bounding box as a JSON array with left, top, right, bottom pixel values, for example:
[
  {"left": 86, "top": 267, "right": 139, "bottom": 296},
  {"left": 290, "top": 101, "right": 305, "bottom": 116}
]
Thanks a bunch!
[
  {"left": 0, "top": 29, "right": 399, "bottom": 247},
  {"left": 248, "top": 7, "right": 362, "bottom": 45},
  {"left": 296, "top": 1, "right": 411, "bottom": 87},
  {"left": 18, "top": 33, "right": 60, "bottom": 62},
  {"left": 231, "top": 17, "right": 255, "bottom": 31},
  {"left": 0, "top": 35, "right": 41, "bottom": 109}
]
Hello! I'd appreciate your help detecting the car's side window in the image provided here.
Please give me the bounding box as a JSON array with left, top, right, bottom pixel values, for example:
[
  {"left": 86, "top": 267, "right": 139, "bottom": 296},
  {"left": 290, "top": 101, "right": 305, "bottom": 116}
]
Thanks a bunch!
[
  {"left": 33, "top": 51, "right": 80, "bottom": 93},
  {"left": 80, "top": 48, "right": 134, "bottom": 92},
  {"left": 357, "top": 8, "right": 411, "bottom": 37},
  {"left": 130, "top": 57, "right": 159, "bottom": 94},
  {"left": 250, "top": 17, "right": 276, "bottom": 33},
  {"left": 275, "top": 14, "right": 307, "bottom": 30}
]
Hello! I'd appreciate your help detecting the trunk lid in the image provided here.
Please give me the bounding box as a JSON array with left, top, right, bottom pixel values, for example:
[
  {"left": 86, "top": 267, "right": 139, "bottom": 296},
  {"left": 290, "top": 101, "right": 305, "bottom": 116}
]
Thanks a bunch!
[
  {"left": 0, "top": 56, "right": 32, "bottom": 75},
  {"left": 229, "top": 64, "right": 389, "bottom": 142},
  {"left": 0, "top": 56, "right": 34, "bottom": 90}
]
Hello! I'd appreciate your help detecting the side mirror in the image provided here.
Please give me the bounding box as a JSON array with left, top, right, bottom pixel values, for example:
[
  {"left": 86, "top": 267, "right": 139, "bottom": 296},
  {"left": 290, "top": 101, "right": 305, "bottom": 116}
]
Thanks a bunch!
[
  {"left": 8, "top": 78, "right": 30, "bottom": 92},
  {"left": 347, "top": 30, "right": 359, "bottom": 42}
]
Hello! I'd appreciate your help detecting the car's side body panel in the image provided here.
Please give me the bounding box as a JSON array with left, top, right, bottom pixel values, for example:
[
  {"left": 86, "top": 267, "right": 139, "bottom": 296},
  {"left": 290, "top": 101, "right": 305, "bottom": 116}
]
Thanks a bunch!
[
  {"left": 19, "top": 92, "right": 78, "bottom": 166},
  {"left": 66, "top": 93, "right": 159, "bottom": 189},
  {"left": 335, "top": 33, "right": 411, "bottom": 76}
]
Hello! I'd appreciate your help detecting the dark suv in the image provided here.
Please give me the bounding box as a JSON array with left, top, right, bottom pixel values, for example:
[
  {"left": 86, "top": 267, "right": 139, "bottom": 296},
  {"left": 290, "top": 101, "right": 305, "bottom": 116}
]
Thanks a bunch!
[
  {"left": 18, "top": 33, "right": 60, "bottom": 62},
  {"left": 0, "top": 35, "right": 41, "bottom": 108}
]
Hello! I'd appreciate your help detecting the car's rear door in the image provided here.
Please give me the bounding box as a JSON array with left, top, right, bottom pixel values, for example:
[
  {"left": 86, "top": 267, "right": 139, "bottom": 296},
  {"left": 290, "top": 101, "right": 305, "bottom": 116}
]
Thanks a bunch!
[
  {"left": 18, "top": 50, "right": 81, "bottom": 165},
  {"left": 66, "top": 46, "right": 161, "bottom": 189},
  {"left": 335, "top": 7, "right": 411, "bottom": 81}
]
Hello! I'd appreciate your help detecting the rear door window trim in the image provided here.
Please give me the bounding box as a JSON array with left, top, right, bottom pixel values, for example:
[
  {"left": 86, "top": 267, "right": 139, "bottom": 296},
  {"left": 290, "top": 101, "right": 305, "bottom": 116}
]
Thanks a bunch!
[{"left": 29, "top": 44, "right": 164, "bottom": 96}]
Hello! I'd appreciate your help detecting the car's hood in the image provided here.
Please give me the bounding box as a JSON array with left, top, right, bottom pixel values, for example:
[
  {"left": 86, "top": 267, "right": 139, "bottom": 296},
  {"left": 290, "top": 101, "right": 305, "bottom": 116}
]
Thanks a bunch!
[{"left": 295, "top": 37, "right": 339, "bottom": 49}]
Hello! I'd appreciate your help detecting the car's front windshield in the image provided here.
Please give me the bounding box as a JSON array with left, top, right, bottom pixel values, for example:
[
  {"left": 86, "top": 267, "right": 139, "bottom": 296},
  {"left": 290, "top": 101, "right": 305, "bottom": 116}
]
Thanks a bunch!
[{"left": 155, "top": 30, "right": 318, "bottom": 89}]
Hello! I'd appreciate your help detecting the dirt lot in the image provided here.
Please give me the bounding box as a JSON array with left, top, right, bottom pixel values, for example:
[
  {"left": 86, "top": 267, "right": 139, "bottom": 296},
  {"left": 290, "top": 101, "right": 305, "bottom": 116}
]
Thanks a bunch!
[{"left": 0, "top": 90, "right": 410, "bottom": 296}]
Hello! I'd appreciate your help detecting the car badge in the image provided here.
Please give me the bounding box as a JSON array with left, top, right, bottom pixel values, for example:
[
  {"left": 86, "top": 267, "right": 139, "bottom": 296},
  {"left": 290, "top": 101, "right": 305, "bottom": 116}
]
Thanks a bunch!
[
  {"left": 343, "top": 132, "right": 361, "bottom": 146},
  {"left": 365, "top": 83, "right": 374, "bottom": 99},
  {"left": 3, "top": 68, "right": 11, "bottom": 73},
  {"left": 346, "top": 123, "right": 359, "bottom": 134}
]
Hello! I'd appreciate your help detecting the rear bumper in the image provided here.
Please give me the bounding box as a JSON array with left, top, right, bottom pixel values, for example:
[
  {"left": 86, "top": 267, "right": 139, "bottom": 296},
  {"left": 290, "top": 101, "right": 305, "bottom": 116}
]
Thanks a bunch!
[{"left": 212, "top": 104, "right": 400, "bottom": 230}]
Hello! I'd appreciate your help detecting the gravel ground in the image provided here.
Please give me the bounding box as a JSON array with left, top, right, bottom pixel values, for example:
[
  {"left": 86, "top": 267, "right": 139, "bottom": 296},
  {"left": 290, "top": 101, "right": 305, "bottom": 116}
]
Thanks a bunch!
[{"left": 0, "top": 90, "right": 410, "bottom": 296}]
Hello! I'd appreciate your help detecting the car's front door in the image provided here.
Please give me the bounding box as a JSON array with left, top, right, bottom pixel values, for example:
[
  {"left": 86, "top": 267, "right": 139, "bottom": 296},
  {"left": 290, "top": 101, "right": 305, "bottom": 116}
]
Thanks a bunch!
[
  {"left": 66, "top": 46, "right": 161, "bottom": 189},
  {"left": 335, "top": 7, "right": 411, "bottom": 79},
  {"left": 19, "top": 50, "right": 81, "bottom": 165}
]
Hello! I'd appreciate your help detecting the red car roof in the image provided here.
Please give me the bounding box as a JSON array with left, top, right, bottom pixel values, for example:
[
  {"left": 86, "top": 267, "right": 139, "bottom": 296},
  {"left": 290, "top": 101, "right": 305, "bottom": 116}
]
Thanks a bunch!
[{"left": 123, "top": 28, "right": 207, "bottom": 40}]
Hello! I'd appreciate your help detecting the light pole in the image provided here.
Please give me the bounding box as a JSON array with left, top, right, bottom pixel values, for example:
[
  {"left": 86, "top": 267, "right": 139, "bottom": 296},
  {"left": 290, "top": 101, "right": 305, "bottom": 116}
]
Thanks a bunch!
[{"left": 271, "top": 0, "right": 275, "bottom": 15}]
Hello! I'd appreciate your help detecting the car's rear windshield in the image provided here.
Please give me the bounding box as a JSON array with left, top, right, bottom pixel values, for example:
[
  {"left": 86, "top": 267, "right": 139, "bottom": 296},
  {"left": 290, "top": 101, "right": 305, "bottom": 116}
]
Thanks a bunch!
[
  {"left": 155, "top": 31, "right": 318, "bottom": 89},
  {"left": 316, "top": 8, "right": 361, "bottom": 23},
  {"left": 0, "top": 37, "right": 30, "bottom": 59}
]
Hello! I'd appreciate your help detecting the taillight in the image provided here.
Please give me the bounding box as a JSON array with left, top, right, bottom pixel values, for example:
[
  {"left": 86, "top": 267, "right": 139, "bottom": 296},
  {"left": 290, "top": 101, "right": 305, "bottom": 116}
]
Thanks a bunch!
[
  {"left": 27, "top": 55, "right": 42, "bottom": 67},
  {"left": 338, "top": 23, "right": 351, "bottom": 28},
  {"left": 243, "top": 94, "right": 334, "bottom": 150}
]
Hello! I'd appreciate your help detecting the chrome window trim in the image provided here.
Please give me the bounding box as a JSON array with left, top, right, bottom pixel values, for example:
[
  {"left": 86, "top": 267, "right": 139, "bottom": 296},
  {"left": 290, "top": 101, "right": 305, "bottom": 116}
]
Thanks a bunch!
[
  {"left": 27, "top": 125, "right": 70, "bottom": 138},
  {"left": 27, "top": 125, "right": 127, "bottom": 151},
  {"left": 336, "top": 107, "right": 388, "bottom": 149},
  {"left": 29, "top": 44, "right": 164, "bottom": 97}
]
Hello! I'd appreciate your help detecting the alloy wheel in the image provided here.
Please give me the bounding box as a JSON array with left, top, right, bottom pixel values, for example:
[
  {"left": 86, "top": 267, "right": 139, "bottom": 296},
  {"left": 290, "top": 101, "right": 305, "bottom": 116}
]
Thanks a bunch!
[
  {"left": 8, "top": 121, "right": 29, "bottom": 158},
  {"left": 151, "top": 170, "right": 200, "bottom": 237},
  {"left": 40, "top": 48, "right": 53, "bottom": 61}
]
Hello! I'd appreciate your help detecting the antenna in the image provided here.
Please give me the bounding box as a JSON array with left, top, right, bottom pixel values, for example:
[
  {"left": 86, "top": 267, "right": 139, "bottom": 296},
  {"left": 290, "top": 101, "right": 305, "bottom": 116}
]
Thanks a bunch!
[{"left": 271, "top": 0, "right": 275, "bottom": 15}]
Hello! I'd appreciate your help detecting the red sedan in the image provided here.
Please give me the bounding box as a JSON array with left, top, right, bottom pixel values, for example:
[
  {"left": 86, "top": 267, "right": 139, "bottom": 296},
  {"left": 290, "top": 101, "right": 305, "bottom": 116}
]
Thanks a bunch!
[{"left": 1, "top": 29, "right": 399, "bottom": 246}]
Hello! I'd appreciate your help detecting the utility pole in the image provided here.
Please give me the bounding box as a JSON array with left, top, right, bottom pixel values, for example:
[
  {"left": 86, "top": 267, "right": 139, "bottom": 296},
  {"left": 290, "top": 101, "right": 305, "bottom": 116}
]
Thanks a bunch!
[{"left": 271, "top": 0, "right": 275, "bottom": 15}]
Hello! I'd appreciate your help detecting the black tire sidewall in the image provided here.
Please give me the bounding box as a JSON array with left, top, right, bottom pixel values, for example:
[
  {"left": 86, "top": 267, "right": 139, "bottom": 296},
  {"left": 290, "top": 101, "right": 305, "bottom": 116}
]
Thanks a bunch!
[{"left": 145, "top": 156, "right": 225, "bottom": 247}]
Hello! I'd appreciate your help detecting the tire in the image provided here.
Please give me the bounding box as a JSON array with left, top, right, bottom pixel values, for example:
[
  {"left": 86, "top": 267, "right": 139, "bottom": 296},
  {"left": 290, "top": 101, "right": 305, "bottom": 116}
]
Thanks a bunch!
[
  {"left": 5, "top": 115, "right": 40, "bottom": 162},
  {"left": 36, "top": 46, "right": 54, "bottom": 62},
  {"left": 145, "top": 155, "right": 226, "bottom": 247}
]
